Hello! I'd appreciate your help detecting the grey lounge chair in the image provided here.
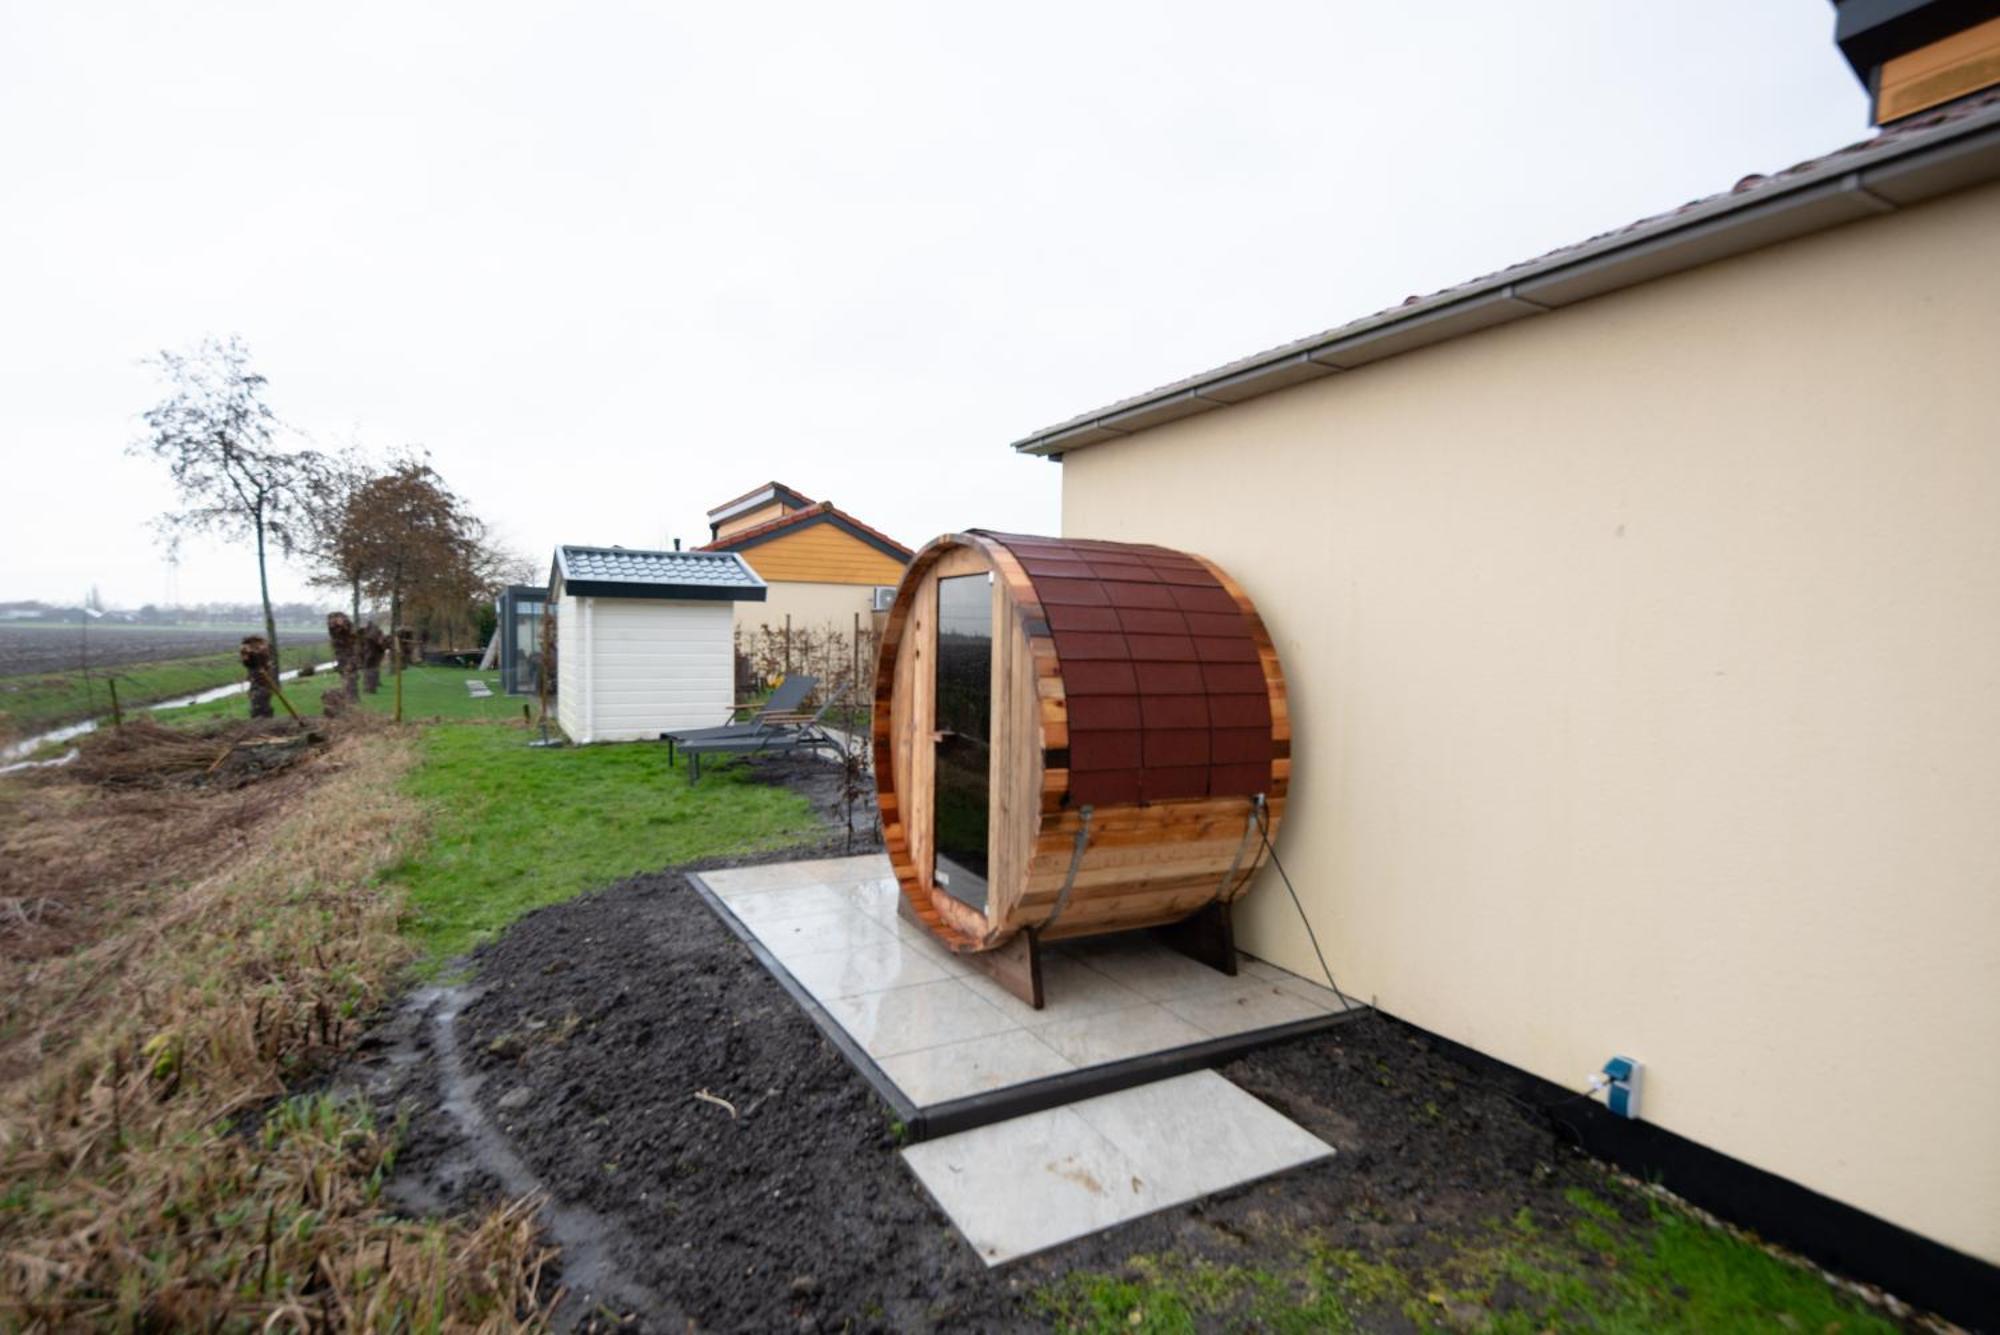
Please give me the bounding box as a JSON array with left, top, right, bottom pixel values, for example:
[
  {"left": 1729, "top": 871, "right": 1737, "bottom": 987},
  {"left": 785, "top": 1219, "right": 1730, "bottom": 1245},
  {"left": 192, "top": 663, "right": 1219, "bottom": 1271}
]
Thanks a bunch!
[
  {"left": 679, "top": 699, "right": 847, "bottom": 782},
  {"left": 661, "top": 675, "right": 817, "bottom": 762}
]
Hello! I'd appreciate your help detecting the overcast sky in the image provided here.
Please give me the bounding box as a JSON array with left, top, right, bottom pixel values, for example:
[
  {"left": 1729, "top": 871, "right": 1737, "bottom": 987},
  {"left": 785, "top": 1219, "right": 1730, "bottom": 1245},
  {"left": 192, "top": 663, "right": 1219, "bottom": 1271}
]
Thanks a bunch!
[{"left": 1, "top": 1, "right": 1867, "bottom": 608}]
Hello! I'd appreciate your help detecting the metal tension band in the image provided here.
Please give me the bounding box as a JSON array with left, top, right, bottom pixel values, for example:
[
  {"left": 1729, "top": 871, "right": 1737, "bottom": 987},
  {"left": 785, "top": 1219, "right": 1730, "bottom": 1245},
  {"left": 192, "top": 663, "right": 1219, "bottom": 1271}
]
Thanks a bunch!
[
  {"left": 1217, "top": 792, "right": 1266, "bottom": 899},
  {"left": 1041, "top": 804, "right": 1094, "bottom": 932}
]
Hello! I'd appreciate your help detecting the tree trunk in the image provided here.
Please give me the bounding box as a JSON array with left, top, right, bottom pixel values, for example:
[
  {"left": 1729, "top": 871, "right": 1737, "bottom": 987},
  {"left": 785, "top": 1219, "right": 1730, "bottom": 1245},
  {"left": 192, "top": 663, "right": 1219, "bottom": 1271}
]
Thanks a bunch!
[
  {"left": 241, "top": 636, "right": 275, "bottom": 719},
  {"left": 391, "top": 587, "right": 403, "bottom": 723},
  {"left": 255, "top": 508, "right": 281, "bottom": 673},
  {"left": 350, "top": 576, "right": 361, "bottom": 626}
]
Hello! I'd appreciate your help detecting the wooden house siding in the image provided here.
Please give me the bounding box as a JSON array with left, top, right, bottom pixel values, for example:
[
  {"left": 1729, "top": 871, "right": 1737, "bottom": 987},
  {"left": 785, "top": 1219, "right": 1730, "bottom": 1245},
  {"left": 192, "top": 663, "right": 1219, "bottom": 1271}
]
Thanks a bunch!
[
  {"left": 713, "top": 500, "right": 795, "bottom": 540},
  {"left": 736, "top": 523, "right": 908, "bottom": 585}
]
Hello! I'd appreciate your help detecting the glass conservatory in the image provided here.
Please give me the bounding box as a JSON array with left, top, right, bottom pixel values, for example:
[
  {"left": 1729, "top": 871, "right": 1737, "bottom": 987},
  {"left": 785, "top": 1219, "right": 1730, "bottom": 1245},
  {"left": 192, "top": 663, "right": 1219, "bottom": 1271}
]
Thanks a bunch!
[{"left": 497, "top": 584, "right": 548, "bottom": 696}]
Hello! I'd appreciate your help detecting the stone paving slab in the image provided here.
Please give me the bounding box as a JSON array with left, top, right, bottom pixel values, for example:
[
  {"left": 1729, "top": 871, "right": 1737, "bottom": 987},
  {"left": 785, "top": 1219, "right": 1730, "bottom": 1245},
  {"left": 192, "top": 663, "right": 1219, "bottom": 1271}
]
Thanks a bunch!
[
  {"left": 900, "top": 1070, "right": 1333, "bottom": 1265},
  {"left": 699, "top": 854, "right": 1360, "bottom": 1110}
]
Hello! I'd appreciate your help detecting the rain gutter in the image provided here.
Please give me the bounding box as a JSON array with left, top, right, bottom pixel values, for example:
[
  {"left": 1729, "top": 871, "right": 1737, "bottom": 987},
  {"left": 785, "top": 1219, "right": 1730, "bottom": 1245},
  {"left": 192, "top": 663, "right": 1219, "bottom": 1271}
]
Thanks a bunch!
[{"left": 1010, "top": 102, "right": 2000, "bottom": 458}]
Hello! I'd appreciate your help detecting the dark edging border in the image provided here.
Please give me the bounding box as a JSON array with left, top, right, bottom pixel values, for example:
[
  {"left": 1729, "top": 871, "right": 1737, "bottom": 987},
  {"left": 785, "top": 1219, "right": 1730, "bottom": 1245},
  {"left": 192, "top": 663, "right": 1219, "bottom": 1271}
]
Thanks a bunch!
[
  {"left": 1398, "top": 1014, "right": 2000, "bottom": 1331},
  {"left": 686, "top": 872, "right": 921, "bottom": 1133},
  {"left": 917, "top": 1009, "right": 1360, "bottom": 1140},
  {"left": 687, "top": 871, "right": 1361, "bottom": 1141}
]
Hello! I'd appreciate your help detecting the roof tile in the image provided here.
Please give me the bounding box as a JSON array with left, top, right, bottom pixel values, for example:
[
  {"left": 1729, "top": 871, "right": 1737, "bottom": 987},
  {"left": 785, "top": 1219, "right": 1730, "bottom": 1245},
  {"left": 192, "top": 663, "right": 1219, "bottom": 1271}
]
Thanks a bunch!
[
  {"left": 556, "top": 545, "right": 765, "bottom": 597},
  {"left": 976, "top": 532, "right": 1277, "bottom": 804}
]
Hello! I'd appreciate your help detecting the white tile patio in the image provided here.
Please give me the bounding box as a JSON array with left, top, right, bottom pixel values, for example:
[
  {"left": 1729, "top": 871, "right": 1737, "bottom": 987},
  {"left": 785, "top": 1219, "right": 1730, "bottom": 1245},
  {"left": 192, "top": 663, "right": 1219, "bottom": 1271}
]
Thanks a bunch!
[
  {"left": 901, "top": 1071, "right": 1334, "bottom": 1264},
  {"left": 698, "top": 853, "right": 1361, "bottom": 1110}
]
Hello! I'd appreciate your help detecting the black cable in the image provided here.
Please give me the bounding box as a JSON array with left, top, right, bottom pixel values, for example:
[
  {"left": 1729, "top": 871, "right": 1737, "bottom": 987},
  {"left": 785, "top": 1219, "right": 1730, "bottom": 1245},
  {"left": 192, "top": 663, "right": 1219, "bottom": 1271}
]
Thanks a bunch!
[
  {"left": 1252, "top": 795, "right": 1606, "bottom": 1145},
  {"left": 1252, "top": 797, "right": 1358, "bottom": 1013}
]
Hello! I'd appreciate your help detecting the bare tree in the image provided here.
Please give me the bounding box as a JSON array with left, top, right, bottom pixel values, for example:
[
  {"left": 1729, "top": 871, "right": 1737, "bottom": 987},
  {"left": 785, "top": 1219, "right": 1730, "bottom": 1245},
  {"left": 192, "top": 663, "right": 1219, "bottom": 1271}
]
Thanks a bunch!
[
  {"left": 476, "top": 541, "right": 540, "bottom": 594},
  {"left": 300, "top": 443, "right": 377, "bottom": 624},
  {"left": 132, "top": 337, "right": 319, "bottom": 669}
]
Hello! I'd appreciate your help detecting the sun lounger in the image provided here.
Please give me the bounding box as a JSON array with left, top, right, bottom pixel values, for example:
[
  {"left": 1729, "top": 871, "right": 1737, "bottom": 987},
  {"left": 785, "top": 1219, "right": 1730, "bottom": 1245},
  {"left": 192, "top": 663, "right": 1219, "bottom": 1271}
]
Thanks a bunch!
[
  {"left": 661, "top": 675, "right": 817, "bottom": 762},
  {"left": 679, "top": 699, "right": 847, "bottom": 782}
]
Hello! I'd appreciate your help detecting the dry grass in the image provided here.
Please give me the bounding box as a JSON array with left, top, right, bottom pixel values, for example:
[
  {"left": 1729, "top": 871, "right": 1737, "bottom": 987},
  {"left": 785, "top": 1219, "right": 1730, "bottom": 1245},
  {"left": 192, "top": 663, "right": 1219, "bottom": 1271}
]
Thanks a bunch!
[
  {"left": 0, "top": 720, "right": 373, "bottom": 1081},
  {"left": 0, "top": 729, "right": 555, "bottom": 1330}
]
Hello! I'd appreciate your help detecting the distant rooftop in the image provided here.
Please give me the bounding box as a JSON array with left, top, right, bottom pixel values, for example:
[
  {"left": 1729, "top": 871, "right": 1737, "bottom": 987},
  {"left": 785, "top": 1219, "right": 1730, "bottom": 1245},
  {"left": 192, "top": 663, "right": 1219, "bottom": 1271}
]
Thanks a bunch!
[
  {"left": 700, "top": 500, "right": 913, "bottom": 563},
  {"left": 705, "top": 481, "right": 816, "bottom": 523},
  {"left": 550, "top": 545, "right": 767, "bottom": 602}
]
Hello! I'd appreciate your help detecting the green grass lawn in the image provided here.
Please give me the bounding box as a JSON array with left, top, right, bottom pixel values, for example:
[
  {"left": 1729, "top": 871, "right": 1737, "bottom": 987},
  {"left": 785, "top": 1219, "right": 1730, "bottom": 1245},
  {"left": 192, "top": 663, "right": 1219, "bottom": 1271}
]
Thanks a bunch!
[
  {"left": 150, "top": 664, "right": 823, "bottom": 961},
  {"left": 1039, "top": 1184, "right": 1896, "bottom": 1334},
  {"left": 0, "top": 641, "right": 333, "bottom": 739},
  {"left": 156, "top": 662, "right": 524, "bottom": 728},
  {"left": 381, "top": 715, "right": 821, "bottom": 962}
]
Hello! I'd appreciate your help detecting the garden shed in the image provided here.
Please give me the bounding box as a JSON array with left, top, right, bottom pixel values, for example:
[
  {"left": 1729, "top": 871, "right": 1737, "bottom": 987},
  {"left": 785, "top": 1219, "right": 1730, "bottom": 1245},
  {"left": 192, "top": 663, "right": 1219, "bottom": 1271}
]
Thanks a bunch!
[{"left": 548, "top": 545, "right": 766, "bottom": 744}]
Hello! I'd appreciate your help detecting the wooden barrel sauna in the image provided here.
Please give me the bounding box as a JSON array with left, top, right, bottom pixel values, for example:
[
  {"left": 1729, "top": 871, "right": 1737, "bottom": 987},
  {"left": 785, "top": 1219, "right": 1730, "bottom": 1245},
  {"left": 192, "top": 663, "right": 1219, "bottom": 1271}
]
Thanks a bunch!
[{"left": 872, "top": 531, "right": 1289, "bottom": 967}]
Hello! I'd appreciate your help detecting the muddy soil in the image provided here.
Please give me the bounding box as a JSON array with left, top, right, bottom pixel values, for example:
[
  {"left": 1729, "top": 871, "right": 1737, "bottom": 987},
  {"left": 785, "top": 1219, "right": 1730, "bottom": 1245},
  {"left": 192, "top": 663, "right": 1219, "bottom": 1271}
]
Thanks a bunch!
[
  {"left": 349, "top": 752, "right": 1906, "bottom": 1332},
  {"left": 0, "top": 624, "right": 280, "bottom": 677}
]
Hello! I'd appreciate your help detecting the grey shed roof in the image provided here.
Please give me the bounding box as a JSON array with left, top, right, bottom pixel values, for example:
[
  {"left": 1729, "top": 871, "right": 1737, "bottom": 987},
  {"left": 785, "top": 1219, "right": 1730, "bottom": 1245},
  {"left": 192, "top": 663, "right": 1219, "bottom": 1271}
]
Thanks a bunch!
[{"left": 550, "top": 545, "right": 768, "bottom": 602}]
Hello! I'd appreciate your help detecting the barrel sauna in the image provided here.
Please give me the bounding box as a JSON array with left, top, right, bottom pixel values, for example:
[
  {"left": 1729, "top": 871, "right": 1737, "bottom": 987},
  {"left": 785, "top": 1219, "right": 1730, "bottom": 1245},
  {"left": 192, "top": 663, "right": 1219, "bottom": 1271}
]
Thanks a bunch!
[{"left": 872, "top": 531, "right": 1288, "bottom": 1003}]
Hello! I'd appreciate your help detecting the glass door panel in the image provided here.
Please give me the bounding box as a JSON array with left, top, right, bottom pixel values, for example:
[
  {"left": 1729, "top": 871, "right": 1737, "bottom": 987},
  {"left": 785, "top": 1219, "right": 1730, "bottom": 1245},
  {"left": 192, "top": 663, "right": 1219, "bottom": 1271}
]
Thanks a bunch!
[{"left": 933, "top": 573, "right": 993, "bottom": 910}]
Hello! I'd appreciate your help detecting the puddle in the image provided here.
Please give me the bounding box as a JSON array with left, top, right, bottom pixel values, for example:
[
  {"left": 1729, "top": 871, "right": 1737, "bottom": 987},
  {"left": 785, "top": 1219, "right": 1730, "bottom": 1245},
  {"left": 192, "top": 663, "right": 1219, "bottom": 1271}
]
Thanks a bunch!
[
  {"left": 362, "top": 984, "right": 672, "bottom": 1329},
  {"left": 0, "top": 746, "right": 79, "bottom": 777},
  {"left": 1, "top": 662, "right": 336, "bottom": 764}
]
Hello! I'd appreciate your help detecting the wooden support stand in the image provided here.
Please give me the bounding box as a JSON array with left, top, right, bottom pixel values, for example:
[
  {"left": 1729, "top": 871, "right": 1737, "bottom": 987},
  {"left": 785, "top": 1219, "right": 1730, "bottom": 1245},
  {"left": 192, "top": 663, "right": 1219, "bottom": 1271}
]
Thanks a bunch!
[
  {"left": 1151, "top": 901, "right": 1238, "bottom": 978},
  {"left": 900, "top": 894, "right": 1044, "bottom": 1008}
]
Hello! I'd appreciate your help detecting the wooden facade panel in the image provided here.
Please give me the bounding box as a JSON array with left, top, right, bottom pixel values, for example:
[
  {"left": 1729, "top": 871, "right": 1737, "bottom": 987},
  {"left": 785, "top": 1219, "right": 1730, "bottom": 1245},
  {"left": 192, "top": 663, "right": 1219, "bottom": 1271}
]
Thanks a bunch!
[
  {"left": 738, "top": 523, "right": 909, "bottom": 586},
  {"left": 1876, "top": 15, "right": 2000, "bottom": 123},
  {"left": 713, "top": 499, "right": 793, "bottom": 540}
]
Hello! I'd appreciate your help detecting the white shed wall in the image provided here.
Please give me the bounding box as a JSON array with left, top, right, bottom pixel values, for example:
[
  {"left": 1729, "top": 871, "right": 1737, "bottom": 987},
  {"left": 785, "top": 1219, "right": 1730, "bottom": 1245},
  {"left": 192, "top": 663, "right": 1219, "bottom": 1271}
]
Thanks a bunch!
[
  {"left": 567, "top": 597, "right": 734, "bottom": 743},
  {"left": 555, "top": 593, "right": 586, "bottom": 742}
]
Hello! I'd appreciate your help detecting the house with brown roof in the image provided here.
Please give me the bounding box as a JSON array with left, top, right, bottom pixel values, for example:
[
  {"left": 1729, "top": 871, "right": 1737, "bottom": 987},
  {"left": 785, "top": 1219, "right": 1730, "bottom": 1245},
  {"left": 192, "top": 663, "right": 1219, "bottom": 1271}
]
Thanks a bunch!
[
  {"left": 699, "top": 482, "right": 913, "bottom": 639},
  {"left": 1002, "top": 5, "right": 2000, "bottom": 1323}
]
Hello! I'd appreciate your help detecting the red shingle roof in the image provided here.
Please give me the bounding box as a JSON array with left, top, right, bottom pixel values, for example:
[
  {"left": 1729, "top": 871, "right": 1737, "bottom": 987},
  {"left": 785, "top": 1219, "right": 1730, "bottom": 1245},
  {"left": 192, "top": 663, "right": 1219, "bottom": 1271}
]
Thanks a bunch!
[
  {"left": 979, "top": 532, "right": 1277, "bottom": 807},
  {"left": 701, "top": 501, "right": 914, "bottom": 560}
]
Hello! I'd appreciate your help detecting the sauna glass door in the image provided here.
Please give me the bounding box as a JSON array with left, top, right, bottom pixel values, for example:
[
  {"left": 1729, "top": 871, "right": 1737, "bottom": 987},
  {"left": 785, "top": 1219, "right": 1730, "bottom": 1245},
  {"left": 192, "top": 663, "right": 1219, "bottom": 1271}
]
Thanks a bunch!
[{"left": 932, "top": 572, "right": 993, "bottom": 909}]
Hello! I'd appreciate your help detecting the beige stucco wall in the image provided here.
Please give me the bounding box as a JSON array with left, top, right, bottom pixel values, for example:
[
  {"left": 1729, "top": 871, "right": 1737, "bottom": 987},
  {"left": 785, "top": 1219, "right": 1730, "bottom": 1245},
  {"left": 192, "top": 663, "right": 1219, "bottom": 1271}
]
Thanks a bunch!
[
  {"left": 1057, "top": 180, "right": 2000, "bottom": 1264},
  {"left": 732, "top": 580, "right": 888, "bottom": 641}
]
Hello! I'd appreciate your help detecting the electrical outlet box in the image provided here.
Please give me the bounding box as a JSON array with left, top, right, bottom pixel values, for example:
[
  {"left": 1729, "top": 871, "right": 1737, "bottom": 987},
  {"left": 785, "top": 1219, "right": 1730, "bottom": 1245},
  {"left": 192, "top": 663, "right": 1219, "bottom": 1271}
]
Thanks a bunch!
[{"left": 1601, "top": 1055, "right": 1643, "bottom": 1119}]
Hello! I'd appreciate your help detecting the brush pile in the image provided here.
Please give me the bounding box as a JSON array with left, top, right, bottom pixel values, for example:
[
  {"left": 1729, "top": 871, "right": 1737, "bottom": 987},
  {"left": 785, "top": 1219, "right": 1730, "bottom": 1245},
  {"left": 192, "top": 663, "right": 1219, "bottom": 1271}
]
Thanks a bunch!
[{"left": 70, "top": 718, "right": 333, "bottom": 790}]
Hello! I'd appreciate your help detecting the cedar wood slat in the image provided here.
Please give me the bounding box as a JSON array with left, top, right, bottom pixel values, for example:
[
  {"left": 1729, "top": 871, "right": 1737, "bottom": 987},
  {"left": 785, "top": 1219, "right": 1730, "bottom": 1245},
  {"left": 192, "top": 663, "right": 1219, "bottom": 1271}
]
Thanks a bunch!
[{"left": 872, "top": 533, "right": 1288, "bottom": 954}]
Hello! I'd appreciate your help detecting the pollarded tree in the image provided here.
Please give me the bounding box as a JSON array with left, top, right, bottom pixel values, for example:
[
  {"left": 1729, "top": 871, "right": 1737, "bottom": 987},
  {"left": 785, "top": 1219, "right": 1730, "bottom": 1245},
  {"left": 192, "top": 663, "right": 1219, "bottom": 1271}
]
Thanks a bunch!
[
  {"left": 347, "top": 454, "right": 482, "bottom": 716},
  {"left": 132, "top": 337, "right": 320, "bottom": 669}
]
